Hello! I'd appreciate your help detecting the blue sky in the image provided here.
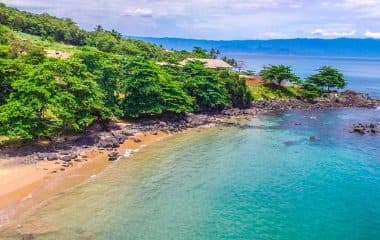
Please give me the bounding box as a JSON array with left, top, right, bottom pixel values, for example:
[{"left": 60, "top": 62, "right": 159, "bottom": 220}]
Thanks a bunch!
[{"left": 2, "top": 0, "right": 380, "bottom": 40}]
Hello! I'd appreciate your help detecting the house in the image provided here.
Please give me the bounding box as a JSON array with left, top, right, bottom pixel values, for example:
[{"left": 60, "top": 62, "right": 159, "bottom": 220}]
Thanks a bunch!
[
  {"left": 239, "top": 75, "right": 263, "bottom": 86},
  {"left": 179, "top": 58, "right": 232, "bottom": 69}
]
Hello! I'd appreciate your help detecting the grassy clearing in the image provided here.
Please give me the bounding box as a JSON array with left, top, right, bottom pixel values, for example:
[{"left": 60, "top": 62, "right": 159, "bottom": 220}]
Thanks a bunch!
[
  {"left": 0, "top": 136, "right": 9, "bottom": 145},
  {"left": 15, "top": 31, "right": 80, "bottom": 54},
  {"left": 248, "top": 83, "right": 307, "bottom": 100}
]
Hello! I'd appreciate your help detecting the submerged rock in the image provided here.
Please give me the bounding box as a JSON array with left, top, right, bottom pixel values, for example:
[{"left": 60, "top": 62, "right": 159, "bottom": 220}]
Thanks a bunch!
[
  {"left": 309, "top": 136, "right": 321, "bottom": 141},
  {"left": 352, "top": 123, "right": 380, "bottom": 135},
  {"left": 108, "top": 152, "right": 121, "bottom": 161}
]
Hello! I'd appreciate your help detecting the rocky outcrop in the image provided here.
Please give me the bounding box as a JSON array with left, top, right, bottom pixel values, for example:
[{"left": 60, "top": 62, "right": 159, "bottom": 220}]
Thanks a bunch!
[
  {"left": 108, "top": 151, "right": 121, "bottom": 161},
  {"left": 352, "top": 123, "right": 380, "bottom": 135},
  {"left": 250, "top": 91, "right": 378, "bottom": 112}
]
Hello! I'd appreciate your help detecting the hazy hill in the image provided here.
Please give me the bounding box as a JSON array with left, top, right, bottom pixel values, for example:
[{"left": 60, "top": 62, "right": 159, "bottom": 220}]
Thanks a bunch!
[{"left": 134, "top": 37, "right": 380, "bottom": 58}]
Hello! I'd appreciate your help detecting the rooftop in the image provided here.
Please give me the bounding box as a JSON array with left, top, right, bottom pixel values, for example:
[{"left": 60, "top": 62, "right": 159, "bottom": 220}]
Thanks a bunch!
[{"left": 180, "top": 58, "right": 232, "bottom": 69}]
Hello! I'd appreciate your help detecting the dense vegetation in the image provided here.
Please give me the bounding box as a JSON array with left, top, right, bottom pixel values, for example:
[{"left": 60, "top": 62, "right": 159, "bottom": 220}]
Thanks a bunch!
[
  {"left": 0, "top": 4, "right": 252, "bottom": 141},
  {"left": 0, "top": 4, "right": 346, "bottom": 142}
]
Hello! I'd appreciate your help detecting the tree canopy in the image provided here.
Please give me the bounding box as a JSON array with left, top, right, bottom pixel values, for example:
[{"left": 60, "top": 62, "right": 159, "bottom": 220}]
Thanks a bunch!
[
  {"left": 259, "top": 65, "right": 300, "bottom": 86},
  {"left": 306, "top": 66, "right": 346, "bottom": 91}
]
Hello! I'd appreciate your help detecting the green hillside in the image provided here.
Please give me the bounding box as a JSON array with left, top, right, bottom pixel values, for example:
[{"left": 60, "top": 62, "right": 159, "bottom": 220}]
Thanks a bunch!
[{"left": 0, "top": 3, "right": 252, "bottom": 141}]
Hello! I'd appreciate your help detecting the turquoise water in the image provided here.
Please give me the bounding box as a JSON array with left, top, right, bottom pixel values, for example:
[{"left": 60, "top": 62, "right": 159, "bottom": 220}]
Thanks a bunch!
[
  {"left": 231, "top": 54, "right": 380, "bottom": 98},
  {"left": 2, "top": 108, "right": 379, "bottom": 239}
]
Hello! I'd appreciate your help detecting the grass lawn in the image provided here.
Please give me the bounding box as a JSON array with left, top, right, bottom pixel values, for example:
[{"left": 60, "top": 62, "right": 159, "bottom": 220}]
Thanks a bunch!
[{"left": 248, "top": 82, "right": 307, "bottom": 100}]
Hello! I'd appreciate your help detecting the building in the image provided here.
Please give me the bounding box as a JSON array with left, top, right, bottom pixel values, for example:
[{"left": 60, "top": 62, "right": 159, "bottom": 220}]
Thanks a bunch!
[{"left": 179, "top": 58, "right": 232, "bottom": 69}]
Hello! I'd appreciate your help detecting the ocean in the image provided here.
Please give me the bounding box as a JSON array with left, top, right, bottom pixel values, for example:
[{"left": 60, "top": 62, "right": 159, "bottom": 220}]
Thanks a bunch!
[
  {"left": 1, "top": 55, "right": 379, "bottom": 240},
  {"left": 230, "top": 53, "right": 380, "bottom": 98}
]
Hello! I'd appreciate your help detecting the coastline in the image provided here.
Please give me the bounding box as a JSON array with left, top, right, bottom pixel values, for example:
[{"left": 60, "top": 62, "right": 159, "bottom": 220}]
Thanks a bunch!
[
  {"left": 0, "top": 130, "right": 174, "bottom": 230},
  {"left": 0, "top": 90, "right": 379, "bottom": 230}
]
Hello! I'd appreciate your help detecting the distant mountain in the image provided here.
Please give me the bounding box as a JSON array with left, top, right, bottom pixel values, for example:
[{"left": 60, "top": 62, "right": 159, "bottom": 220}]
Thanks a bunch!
[{"left": 132, "top": 37, "right": 380, "bottom": 58}]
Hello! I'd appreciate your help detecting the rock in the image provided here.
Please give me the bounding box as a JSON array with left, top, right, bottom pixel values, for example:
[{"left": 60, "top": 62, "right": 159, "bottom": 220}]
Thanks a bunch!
[
  {"left": 353, "top": 125, "right": 366, "bottom": 134},
  {"left": 108, "top": 152, "right": 120, "bottom": 161},
  {"left": 309, "top": 136, "right": 321, "bottom": 141},
  {"left": 133, "top": 138, "right": 142, "bottom": 143},
  {"left": 46, "top": 153, "right": 58, "bottom": 161},
  {"left": 36, "top": 152, "right": 47, "bottom": 161},
  {"left": 60, "top": 154, "right": 77, "bottom": 162},
  {"left": 97, "top": 137, "right": 120, "bottom": 149},
  {"left": 351, "top": 122, "right": 380, "bottom": 135}
]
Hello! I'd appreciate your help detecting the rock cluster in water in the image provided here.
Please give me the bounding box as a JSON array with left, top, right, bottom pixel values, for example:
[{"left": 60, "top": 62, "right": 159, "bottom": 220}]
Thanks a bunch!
[{"left": 352, "top": 123, "right": 380, "bottom": 135}]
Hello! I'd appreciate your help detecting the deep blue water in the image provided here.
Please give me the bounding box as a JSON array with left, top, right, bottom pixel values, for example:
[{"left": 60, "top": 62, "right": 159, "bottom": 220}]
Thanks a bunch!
[
  {"left": 2, "top": 108, "right": 379, "bottom": 240},
  {"left": 230, "top": 53, "right": 380, "bottom": 98}
]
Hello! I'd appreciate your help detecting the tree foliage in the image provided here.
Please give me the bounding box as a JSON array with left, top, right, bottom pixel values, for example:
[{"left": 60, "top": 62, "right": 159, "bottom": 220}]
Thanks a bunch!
[
  {"left": 306, "top": 66, "right": 346, "bottom": 91},
  {"left": 0, "top": 59, "right": 105, "bottom": 139},
  {"left": 0, "top": 3, "right": 255, "bottom": 140},
  {"left": 182, "top": 61, "right": 228, "bottom": 112},
  {"left": 259, "top": 65, "right": 300, "bottom": 85},
  {"left": 121, "top": 58, "right": 193, "bottom": 117},
  {"left": 0, "top": 3, "right": 86, "bottom": 45}
]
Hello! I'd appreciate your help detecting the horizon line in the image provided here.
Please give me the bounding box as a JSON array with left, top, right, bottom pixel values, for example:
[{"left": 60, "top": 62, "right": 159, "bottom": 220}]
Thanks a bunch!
[{"left": 128, "top": 36, "right": 380, "bottom": 41}]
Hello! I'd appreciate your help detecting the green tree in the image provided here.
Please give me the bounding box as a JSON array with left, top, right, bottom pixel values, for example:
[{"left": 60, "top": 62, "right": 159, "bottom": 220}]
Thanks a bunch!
[
  {"left": 306, "top": 66, "right": 346, "bottom": 91},
  {"left": 0, "top": 59, "right": 105, "bottom": 139},
  {"left": 182, "top": 61, "right": 228, "bottom": 112},
  {"left": 0, "top": 59, "right": 24, "bottom": 104},
  {"left": 76, "top": 48, "right": 123, "bottom": 114},
  {"left": 192, "top": 47, "right": 208, "bottom": 58},
  {"left": 218, "top": 70, "right": 252, "bottom": 108},
  {"left": 24, "top": 46, "right": 46, "bottom": 65},
  {"left": 259, "top": 65, "right": 300, "bottom": 86},
  {"left": 121, "top": 59, "right": 193, "bottom": 118}
]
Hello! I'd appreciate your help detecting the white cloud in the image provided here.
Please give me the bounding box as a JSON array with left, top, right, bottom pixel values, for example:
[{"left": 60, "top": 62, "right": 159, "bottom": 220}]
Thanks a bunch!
[
  {"left": 311, "top": 29, "right": 356, "bottom": 38},
  {"left": 1, "top": 0, "right": 380, "bottom": 39},
  {"left": 343, "top": 0, "right": 379, "bottom": 8},
  {"left": 122, "top": 8, "right": 153, "bottom": 17},
  {"left": 364, "top": 31, "right": 380, "bottom": 38}
]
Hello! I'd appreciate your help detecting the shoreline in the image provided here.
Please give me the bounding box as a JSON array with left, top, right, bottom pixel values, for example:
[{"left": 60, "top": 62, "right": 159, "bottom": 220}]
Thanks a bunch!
[
  {"left": 0, "top": 90, "right": 379, "bottom": 230},
  {"left": 0, "top": 130, "right": 175, "bottom": 230}
]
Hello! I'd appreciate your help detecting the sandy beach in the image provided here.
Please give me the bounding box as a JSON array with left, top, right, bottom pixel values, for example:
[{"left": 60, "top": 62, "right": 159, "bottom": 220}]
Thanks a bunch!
[{"left": 0, "top": 130, "right": 170, "bottom": 229}]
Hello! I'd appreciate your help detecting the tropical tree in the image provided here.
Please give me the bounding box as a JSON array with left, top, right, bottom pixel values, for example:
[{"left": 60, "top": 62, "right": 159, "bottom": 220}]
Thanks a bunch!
[
  {"left": 306, "top": 66, "right": 346, "bottom": 91},
  {"left": 259, "top": 65, "right": 300, "bottom": 86},
  {"left": 192, "top": 47, "right": 208, "bottom": 58},
  {"left": 182, "top": 61, "right": 228, "bottom": 112},
  {"left": 0, "top": 59, "right": 106, "bottom": 139},
  {"left": 218, "top": 70, "right": 252, "bottom": 108},
  {"left": 76, "top": 48, "right": 123, "bottom": 114},
  {"left": 121, "top": 58, "right": 193, "bottom": 118}
]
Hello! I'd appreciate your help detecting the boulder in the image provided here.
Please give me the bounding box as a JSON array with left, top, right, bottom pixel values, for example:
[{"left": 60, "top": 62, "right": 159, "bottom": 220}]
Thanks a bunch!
[
  {"left": 60, "top": 154, "right": 77, "bottom": 162},
  {"left": 108, "top": 152, "right": 121, "bottom": 161},
  {"left": 97, "top": 137, "right": 120, "bottom": 149},
  {"left": 46, "top": 153, "right": 58, "bottom": 161},
  {"left": 309, "top": 136, "right": 321, "bottom": 141},
  {"left": 353, "top": 124, "right": 366, "bottom": 134}
]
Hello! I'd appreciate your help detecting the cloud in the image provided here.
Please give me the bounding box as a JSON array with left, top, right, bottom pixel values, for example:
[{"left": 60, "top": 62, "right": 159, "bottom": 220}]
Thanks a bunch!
[
  {"left": 1, "top": 0, "right": 380, "bottom": 39},
  {"left": 364, "top": 31, "right": 380, "bottom": 38},
  {"left": 311, "top": 29, "right": 356, "bottom": 38},
  {"left": 122, "top": 8, "right": 153, "bottom": 18}
]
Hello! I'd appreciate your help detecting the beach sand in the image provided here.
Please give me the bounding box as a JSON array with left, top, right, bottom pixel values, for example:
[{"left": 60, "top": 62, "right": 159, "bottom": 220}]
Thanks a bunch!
[{"left": 0, "top": 131, "right": 170, "bottom": 229}]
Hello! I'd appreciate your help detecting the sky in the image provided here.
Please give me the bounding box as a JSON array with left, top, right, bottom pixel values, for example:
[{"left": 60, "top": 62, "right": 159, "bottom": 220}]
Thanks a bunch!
[{"left": 2, "top": 0, "right": 380, "bottom": 40}]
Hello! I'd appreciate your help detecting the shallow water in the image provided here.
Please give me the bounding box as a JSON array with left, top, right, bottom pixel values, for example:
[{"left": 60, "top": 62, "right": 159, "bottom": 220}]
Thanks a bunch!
[{"left": 1, "top": 108, "right": 379, "bottom": 240}]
